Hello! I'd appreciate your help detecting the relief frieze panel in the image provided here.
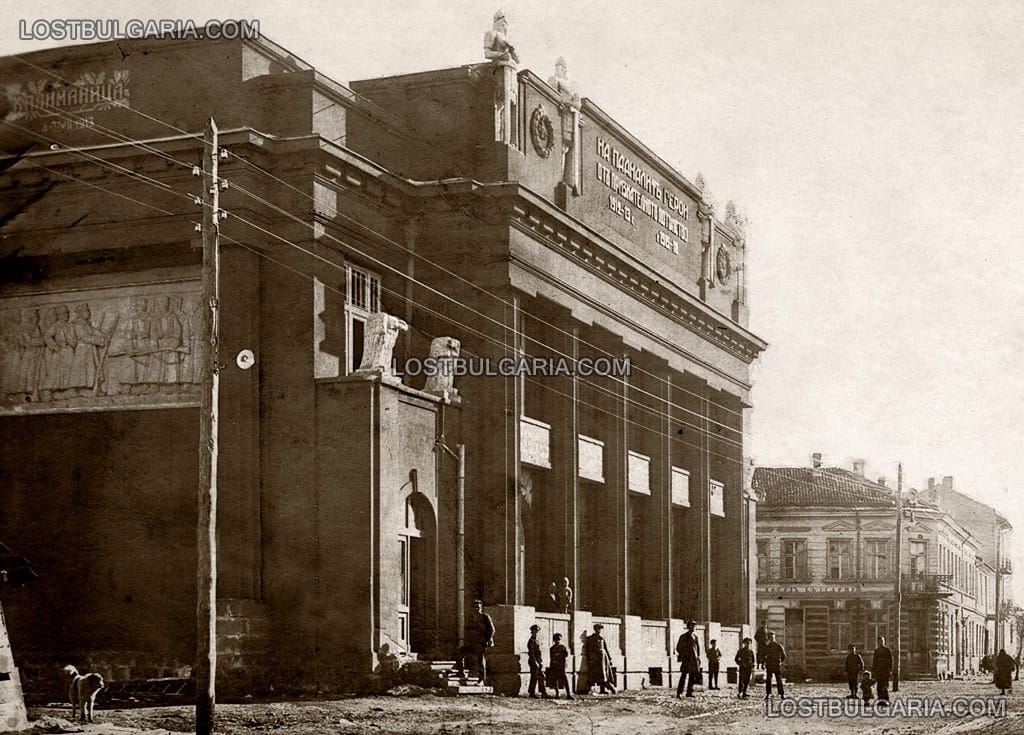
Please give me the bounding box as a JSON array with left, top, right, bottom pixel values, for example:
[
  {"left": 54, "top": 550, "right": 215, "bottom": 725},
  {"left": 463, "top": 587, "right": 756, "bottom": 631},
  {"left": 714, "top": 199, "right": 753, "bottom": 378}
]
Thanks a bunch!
[{"left": 0, "top": 282, "right": 202, "bottom": 413}]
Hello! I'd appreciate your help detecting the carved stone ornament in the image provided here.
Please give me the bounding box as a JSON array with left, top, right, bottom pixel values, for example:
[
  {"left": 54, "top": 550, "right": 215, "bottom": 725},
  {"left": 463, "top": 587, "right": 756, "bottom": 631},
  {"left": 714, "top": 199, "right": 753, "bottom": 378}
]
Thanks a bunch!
[
  {"left": 530, "top": 105, "right": 555, "bottom": 158},
  {"left": 1, "top": 283, "right": 203, "bottom": 414},
  {"left": 716, "top": 245, "right": 732, "bottom": 284},
  {"left": 483, "top": 9, "right": 519, "bottom": 65},
  {"left": 355, "top": 311, "right": 408, "bottom": 378},
  {"left": 422, "top": 335, "right": 461, "bottom": 398}
]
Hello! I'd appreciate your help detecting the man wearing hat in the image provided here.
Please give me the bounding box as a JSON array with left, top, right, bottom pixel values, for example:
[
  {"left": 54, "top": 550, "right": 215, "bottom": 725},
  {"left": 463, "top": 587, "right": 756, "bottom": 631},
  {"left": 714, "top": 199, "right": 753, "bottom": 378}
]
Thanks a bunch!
[
  {"left": 584, "top": 623, "right": 616, "bottom": 694},
  {"left": 549, "top": 632, "right": 573, "bottom": 699},
  {"left": 527, "top": 624, "right": 549, "bottom": 698},
  {"left": 461, "top": 599, "right": 495, "bottom": 684},
  {"left": 675, "top": 620, "right": 701, "bottom": 698}
]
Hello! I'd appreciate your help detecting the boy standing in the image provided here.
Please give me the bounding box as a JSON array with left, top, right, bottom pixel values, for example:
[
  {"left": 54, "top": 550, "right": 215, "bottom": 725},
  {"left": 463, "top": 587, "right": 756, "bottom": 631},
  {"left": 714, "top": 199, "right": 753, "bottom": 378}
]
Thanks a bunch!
[
  {"left": 706, "top": 639, "right": 721, "bottom": 690},
  {"left": 735, "top": 637, "right": 755, "bottom": 698}
]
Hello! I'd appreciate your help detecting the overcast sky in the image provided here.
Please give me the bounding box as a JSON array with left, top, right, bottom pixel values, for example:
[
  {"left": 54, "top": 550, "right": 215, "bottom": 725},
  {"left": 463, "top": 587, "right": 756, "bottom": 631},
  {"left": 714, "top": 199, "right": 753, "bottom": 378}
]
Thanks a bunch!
[{"left": 4, "top": 0, "right": 1024, "bottom": 594}]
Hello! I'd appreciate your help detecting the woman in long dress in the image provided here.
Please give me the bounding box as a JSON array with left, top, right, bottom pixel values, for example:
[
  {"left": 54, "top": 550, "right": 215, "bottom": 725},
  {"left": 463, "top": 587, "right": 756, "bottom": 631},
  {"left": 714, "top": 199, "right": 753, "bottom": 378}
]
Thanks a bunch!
[{"left": 995, "top": 649, "right": 1016, "bottom": 695}]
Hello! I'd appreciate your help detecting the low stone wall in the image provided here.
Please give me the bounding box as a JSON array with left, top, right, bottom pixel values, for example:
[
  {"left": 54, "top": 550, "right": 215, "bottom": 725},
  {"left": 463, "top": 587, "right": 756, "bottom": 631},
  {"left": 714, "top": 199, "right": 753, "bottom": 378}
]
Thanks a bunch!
[{"left": 491, "top": 605, "right": 750, "bottom": 695}]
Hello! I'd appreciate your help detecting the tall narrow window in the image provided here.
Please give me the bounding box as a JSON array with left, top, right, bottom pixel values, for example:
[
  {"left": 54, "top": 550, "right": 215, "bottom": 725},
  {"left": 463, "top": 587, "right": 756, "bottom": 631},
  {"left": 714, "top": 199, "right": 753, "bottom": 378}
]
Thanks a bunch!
[
  {"left": 909, "top": 540, "right": 927, "bottom": 576},
  {"left": 345, "top": 264, "right": 381, "bottom": 373},
  {"left": 865, "top": 539, "right": 890, "bottom": 580},
  {"left": 782, "top": 539, "right": 807, "bottom": 580},
  {"left": 827, "top": 539, "right": 852, "bottom": 580},
  {"left": 757, "top": 539, "right": 769, "bottom": 581}
]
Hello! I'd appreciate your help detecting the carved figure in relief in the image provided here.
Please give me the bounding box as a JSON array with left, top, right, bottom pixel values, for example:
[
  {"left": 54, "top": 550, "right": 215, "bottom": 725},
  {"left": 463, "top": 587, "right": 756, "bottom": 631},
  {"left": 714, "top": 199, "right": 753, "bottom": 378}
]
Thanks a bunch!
[
  {"left": 141, "top": 298, "right": 163, "bottom": 389},
  {"left": 40, "top": 305, "right": 74, "bottom": 398},
  {"left": 423, "top": 336, "right": 461, "bottom": 398},
  {"left": 68, "top": 304, "right": 110, "bottom": 396},
  {"left": 104, "top": 298, "right": 143, "bottom": 396},
  {"left": 483, "top": 10, "right": 519, "bottom": 65},
  {"left": 155, "top": 296, "right": 183, "bottom": 385},
  {"left": 355, "top": 312, "right": 408, "bottom": 378},
  {"left": 178, "top": 296, "right": 201, "bottom": 384},
  {"left": 8, "top": 309, "right": 43, "bottom": 397}
]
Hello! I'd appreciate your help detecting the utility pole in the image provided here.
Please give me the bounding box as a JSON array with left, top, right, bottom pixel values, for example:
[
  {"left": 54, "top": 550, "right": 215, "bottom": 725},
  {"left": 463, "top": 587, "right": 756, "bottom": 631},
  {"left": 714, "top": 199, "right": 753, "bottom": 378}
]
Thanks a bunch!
[
  {"left": 894, "top": 462, "right": 903, "bottom": 692},
  {"left": 196, "top": 117, "right": 222, "bottom": 735}
]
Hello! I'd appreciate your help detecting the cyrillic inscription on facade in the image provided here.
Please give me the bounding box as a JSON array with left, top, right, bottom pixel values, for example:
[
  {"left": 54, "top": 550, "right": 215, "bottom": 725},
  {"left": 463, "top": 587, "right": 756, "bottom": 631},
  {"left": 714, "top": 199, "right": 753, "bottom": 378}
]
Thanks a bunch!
[
  {"left": 4, "top": 69, "right": 130, "bottom": 134},
  {"left": 0, "top": 282, "right": 202, "bottom": 413},
  {"left": 520, "top": 416, "right": 551, "bottom": 468},
  {"left": 594, "top": 136, "right": 690, "bottom": 255}
]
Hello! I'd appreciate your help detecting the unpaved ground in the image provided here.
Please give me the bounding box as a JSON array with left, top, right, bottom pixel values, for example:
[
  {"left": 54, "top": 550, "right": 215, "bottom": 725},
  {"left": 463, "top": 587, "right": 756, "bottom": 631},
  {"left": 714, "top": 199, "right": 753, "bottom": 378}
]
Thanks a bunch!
[{"left": 19, "top": 679, "right": 1024, "bottom": 735}]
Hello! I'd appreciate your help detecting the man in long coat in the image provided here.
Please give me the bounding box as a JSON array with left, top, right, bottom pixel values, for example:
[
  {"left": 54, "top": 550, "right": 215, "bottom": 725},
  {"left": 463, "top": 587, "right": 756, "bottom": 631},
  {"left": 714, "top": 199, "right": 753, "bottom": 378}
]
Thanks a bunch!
[
  {"left": 461, "top": 599, "right": 495, "bottom": 684},
  {"left": 845, "top": 644, "right": 865, "bottom": 698},
  {"left": 584, "top": 623, "right": 615, "bottom": 694},
  {"left": 872, "top": 636, "right": 893, "bottom": 704},
  {"left": 675, "top": 620, "right": 701, "bottom": 698}
]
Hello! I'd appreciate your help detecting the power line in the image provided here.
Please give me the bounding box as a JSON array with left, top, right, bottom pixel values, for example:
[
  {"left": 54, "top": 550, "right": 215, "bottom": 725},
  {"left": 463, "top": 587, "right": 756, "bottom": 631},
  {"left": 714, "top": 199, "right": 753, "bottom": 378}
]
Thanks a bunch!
[
  {"left": 2, "top": 115, "right": 749, "bottom": 448},
  {"left": 6, "top": 52, "right": 753, "bottom": 424}
]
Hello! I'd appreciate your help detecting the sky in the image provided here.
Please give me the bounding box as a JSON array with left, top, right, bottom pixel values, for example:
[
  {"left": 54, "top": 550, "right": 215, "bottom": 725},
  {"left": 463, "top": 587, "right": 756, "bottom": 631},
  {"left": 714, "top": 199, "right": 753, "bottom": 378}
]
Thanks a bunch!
[{"left": 3, "top": 0, "right": 1024, "bottom": 593}]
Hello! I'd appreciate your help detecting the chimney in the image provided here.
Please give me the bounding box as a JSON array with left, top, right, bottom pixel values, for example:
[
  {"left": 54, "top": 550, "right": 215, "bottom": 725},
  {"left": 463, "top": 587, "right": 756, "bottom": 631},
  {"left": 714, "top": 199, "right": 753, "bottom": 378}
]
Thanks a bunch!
[
  {"left": 942, "top": 476, "right": 954, "bottom": 492},
  {"left": 811, "top": 452, "right": 822, "bottom": 469},
  {"left": 852, "top": 459, "right": 865, "bottom": 477},
  {"left": 878, "top": 476, "right": 887, "bottom": 487},
  {"left": 927, "top": 477, "right": 935, "bottom": 490}
]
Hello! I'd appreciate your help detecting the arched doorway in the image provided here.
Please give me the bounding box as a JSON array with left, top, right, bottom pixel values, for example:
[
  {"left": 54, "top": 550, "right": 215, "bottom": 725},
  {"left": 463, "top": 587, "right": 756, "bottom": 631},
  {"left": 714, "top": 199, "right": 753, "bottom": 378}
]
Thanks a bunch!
[{"left": 404, "top": 493, "right": 438, "bottom": 656}]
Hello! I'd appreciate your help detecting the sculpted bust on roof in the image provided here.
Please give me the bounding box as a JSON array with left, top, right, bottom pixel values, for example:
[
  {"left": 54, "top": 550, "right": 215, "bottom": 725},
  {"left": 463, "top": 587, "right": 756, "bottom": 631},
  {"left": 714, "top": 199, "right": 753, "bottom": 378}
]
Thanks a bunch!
[{"left": 484, "top": 10, "right": 519, "bottom": 65}]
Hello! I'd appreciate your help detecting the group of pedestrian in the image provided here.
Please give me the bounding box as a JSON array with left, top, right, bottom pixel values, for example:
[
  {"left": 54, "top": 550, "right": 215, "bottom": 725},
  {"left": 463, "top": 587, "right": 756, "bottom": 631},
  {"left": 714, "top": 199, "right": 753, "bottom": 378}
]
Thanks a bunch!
[
  {"left": 675, "top": 621, "right": 782, "bottom": 699},
  {"left": 843, "top": 638, "right": 893, "bottom": 704},
  {"left": 526, "top": 622, "right": 616, "bottom": 699}
]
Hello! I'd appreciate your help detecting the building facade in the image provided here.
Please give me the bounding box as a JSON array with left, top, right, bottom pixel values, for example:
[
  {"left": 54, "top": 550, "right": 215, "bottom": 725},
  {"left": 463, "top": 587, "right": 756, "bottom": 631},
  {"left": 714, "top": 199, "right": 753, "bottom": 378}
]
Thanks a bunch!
[
  {"left": 754, "top": 460, "right": 1011, "bottom": 680},
  {"left": 0, "top": 19, "right": 765, "bottom": 697}
]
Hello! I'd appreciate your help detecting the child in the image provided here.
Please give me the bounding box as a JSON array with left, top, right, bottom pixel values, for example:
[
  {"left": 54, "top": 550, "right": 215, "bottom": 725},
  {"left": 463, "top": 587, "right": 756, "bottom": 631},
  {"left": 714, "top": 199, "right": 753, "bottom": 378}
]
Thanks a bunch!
[
  {"left": 735, "top": 637, "right": 755, "bottom": 698},
  {"left": 860, "top": 670, "right": 875, "bottom": 704},
  {"left": 707, "top": 639, "right": 721, "bottom": 690},
  {"left": 549, "top": 632, "right": 573, "bottom": 700}
]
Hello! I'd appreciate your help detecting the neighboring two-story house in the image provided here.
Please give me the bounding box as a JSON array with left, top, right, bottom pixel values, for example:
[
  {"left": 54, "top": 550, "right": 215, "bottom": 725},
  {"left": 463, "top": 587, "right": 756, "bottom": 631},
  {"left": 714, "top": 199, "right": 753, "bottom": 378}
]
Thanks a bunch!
[{"left": 754, "top": 457, "right": 1008, "bottom": 680}]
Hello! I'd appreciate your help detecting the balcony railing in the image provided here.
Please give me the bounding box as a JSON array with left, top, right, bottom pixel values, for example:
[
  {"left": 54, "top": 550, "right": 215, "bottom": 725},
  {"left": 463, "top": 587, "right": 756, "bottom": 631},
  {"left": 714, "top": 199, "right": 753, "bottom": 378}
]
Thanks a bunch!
[{"left": 902, "top": 573, "right": 953, "bottom": 594}]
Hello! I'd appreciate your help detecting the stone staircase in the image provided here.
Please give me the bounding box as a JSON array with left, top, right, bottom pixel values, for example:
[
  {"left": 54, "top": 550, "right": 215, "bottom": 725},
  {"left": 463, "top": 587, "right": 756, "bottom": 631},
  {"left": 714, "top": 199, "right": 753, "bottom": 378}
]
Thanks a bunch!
[{"left": 428, "top": 660, "right": 493, "bottom": 695}]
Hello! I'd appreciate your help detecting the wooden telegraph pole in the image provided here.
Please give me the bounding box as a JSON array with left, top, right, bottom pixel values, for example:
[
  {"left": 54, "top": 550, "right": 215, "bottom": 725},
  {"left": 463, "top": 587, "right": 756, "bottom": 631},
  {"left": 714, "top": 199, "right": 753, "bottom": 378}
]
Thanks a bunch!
[
  {"left": 196, "top": 117, "right": 222, "bottom": 735},
  {"left": 893, "top": 462, "right": 903, "bottom": 692}
]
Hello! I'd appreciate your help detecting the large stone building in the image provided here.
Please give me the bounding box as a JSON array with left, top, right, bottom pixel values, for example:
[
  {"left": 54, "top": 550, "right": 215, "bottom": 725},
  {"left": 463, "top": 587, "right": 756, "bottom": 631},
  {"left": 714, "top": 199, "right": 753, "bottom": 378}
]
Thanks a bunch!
[
  {"left": 754, "top": 458, "right": 1012, "bottom": 680},
  {"left": 0, "top": 17, "right": 765, "bottom": 697}
]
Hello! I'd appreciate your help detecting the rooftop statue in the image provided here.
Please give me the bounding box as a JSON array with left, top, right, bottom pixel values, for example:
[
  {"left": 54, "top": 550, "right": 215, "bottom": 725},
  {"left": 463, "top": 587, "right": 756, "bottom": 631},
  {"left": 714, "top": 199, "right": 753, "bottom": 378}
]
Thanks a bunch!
[
  {"left": 484, "top": 10, "right": 519, "bottom": 65},
  {"left": 547, "top": 57, "right": 580, "bottom": 108}
]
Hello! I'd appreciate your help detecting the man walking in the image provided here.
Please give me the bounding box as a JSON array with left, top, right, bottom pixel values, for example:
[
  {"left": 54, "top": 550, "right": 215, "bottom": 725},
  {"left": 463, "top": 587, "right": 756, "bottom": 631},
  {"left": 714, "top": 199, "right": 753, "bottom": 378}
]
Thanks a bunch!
[
  {"left": 763, "top": 631, "right": 786, "bottom": 699},
  {"left": 675, "top": 620, "right": 701, "bottom": 698},
  {"left": 872, "top": 637, "right": 893, "bottom": 704},
  {"left": 527, "top": 624, "right": 549, "bottom": 698},
  {"left": 735, "top": 637, "right": 755, "bottom": 698},
  {"left": 845, "top": 644, "right": 864, "bottom": 699}
]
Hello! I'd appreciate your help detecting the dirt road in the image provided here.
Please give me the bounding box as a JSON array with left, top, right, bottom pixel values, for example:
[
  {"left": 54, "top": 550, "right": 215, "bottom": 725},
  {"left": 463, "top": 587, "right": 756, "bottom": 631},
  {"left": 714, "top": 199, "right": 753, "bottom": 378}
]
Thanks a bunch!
[{"left": 21, "top": 679, "right": 1023, "bottom": 735}]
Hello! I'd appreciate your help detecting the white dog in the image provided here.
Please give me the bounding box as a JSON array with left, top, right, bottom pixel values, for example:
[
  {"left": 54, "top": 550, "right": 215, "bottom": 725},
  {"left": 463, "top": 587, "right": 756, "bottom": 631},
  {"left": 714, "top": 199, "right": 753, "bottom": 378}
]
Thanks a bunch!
[{"left": 63, "top": 665, "right": 105, "bottom": 723}]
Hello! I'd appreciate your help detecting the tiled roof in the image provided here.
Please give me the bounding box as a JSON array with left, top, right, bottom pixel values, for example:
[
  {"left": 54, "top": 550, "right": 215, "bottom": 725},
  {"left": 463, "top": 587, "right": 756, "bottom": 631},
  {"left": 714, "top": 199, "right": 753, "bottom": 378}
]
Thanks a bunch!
[{"left": 753, "top": 467, "right": 898, "bottom": 507}]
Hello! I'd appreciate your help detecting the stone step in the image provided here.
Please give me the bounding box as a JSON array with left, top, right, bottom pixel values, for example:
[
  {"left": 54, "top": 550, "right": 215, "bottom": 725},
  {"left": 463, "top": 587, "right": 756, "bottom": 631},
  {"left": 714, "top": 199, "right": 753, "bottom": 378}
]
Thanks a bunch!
[{"left": 446, "top": 683, "right": 493, "bottom": 695}]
